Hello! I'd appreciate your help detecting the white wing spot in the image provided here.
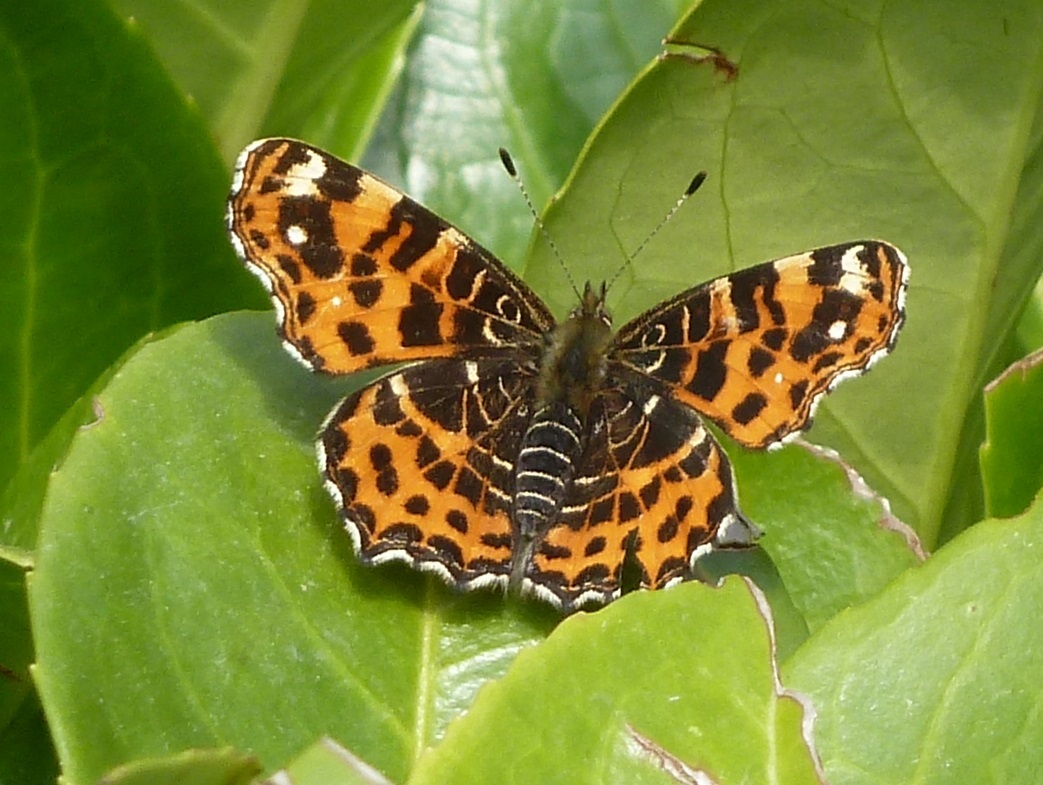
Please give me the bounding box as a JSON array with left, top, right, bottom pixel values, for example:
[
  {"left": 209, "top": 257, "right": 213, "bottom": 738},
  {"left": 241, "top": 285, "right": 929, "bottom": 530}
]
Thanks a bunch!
[
  {"left": 840, "top": 245, "right": 865, "bottom": 274},
  {"left": 828, "top": 320, "right": 847, "bottom": 341},
  {"left": 284, "top": 150, "right": 326, "bottom": 197},
  {"left": 643, "top": 395, "right": 661, "bottom": 417},
  {"left": 285, "top": 224, "right": 308, "bottom": 246},
  {"left": 389, "top": 375, "right": 409, "bottom": 397},
  {"left": 837, "top": 244, "right": 868, "bottom": 295}
]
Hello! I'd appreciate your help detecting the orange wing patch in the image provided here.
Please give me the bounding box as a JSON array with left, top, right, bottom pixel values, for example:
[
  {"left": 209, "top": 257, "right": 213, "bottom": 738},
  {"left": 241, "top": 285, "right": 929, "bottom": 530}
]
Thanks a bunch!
[{"left": 228, "top": 137, "right": 909, "bottom": 614}]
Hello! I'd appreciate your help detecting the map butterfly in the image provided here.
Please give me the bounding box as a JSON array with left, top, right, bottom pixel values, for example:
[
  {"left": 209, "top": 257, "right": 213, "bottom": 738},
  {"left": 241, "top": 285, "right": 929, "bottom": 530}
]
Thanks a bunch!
[{"left": 227, "top": 138, "right": 908, "bottom": 612}]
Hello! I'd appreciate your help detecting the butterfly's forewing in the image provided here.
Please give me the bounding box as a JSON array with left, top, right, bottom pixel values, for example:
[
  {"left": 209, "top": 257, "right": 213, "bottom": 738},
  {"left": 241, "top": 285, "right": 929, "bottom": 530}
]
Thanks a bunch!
[
  {"left": 228, "top": 138, "right": 555, "bottom": 374},
  {"left": 320, "top": 356, "right": 539, "bottom": 589},
  {"left": 612, "top": 241, "right": 908, "bottom": 449}
]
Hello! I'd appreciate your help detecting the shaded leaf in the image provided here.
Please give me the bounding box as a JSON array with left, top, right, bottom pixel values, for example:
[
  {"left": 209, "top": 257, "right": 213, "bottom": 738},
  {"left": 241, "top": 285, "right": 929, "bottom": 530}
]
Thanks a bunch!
[
  {"left": 980, "top": 348, "right": 1043, "bottom": 518},
  {"left": 0, "top": 0, "right": 263, "bottom": 506},
  {"left": 0, "top": 691, "right": 59, "bottom": 785},
  {"left": 0, "top": 558, "right": 32, "bottom": 730}
]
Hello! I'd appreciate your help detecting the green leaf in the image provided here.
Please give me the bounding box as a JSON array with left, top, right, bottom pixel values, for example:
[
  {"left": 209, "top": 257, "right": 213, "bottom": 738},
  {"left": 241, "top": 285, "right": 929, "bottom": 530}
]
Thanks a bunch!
[
  {"left": 0, "top": 0, "right": 264, "bottom": 506},
  {"left": 29, "top": 314, "right": 802, "bottom": 784},
  {"left": 410, "top": 578, "right": 820, "bottom": 785},
  {"left": 29, "top": 314, "right": 555, "bottom": 785},
  {"left": 270, "top": 737, "right": 396, "bottom": 785},
  {"left": 108, "top": 0, "right": 422, "bottom": 164},
  {"left": 980, "top": 348, "right": 1043, "bottom": 518},
  {"left": 734, "top": 442, "right": 923, "bottom": 634},
  {"left": 94, "top": 748, "right": 261, "bottom": 785},
  {"left": 785, "top": 490, "right": 1043, "bottom": 785}
]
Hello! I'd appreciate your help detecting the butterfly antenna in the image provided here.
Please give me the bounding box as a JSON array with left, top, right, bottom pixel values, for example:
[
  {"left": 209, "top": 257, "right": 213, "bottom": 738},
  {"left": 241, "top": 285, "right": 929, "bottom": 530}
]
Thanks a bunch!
[
  {"left": 605, "top": 170, "right": 708, "bottom": 293},
  {"left": 499, "top": 148, "right": 581, "bottom": 300}
]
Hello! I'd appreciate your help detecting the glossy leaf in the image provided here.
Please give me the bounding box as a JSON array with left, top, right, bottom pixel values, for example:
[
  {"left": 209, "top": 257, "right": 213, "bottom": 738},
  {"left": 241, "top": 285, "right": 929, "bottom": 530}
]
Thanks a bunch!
[
  {"left": 108, "top": 0, "right": 422, "bottom": 164},
  {"left": 29, "top": 312, "right": 862, "bottom": 784},
  {"left": 365, "top": 0, "right": 690, "bottom": 265}
]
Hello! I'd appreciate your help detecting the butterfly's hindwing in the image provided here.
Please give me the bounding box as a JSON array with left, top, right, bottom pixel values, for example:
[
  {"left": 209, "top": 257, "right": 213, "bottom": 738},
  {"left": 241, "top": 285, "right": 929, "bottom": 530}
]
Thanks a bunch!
[
  {"left": 319, "top": 357, "right": 538, "bottom": 589},
  {"left": 523, "top": 382, "right": 755, "bottom": 610}
]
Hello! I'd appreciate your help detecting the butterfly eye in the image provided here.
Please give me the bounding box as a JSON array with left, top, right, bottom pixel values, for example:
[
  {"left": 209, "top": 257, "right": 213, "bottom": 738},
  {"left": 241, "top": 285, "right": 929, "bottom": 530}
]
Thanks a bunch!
[
  {"left": 497, "top": 296, "right": 521, "bottom": 323},
  {"left": 642, "top": 323, "right": 667, "bottom": 347}
]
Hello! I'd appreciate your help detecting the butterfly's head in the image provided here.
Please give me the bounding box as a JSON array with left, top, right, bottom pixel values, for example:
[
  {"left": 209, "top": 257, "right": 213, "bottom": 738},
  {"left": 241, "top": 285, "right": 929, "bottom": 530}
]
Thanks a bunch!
[{"left": 575, "top": 281, "right": 611, "bottom": 328}]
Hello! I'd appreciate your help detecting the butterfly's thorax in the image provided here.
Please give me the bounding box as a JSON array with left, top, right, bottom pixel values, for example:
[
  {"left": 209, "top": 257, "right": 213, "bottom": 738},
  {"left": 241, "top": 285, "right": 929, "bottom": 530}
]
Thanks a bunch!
[
  {"left": 511, "top": 283, "right": 614, "bottom": 588},
  {"left": 535, "top": 282, "right": 613, "bottom": 415}
]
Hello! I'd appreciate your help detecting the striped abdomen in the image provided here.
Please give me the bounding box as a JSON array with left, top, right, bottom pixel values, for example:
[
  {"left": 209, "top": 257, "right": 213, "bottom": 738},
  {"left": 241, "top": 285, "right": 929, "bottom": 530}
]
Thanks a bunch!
[{"left": 512, "top": 400, "right": 583, "bottom": 551}]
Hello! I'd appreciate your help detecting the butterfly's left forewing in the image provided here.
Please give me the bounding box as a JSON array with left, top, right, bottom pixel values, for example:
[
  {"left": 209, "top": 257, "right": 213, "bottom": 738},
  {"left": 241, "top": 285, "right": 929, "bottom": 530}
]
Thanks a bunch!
[
  {"left": 228, "top": 138, "right": 555, "bottom": 375},
  {"left": 612, "top": 241, "right": 908, "bottom": 449}
]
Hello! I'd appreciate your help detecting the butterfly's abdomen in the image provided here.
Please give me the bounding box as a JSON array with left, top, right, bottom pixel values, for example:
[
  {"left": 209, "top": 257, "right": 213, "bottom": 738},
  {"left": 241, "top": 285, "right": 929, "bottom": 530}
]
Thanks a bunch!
[{"left": 512, "top": 401, "right": 583, "bottom": 542}]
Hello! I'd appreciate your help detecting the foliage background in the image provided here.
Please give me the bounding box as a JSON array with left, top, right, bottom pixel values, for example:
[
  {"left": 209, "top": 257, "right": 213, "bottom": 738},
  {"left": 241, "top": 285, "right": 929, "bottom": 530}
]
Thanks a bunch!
[{"left": 1, "top": 0, "right": 1042, "bottom": 783}]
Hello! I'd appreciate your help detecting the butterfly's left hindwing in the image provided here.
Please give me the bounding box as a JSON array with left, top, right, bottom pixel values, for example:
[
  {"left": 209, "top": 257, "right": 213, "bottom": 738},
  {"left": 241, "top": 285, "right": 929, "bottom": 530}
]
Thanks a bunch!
[{"left": 320, "top": 356, "right": 539, "bottom": 589}]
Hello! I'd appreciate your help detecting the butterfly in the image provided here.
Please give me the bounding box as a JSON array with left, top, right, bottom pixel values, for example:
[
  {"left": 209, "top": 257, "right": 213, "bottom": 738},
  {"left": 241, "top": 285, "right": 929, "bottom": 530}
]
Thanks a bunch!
[{"left": 227, "top": 138, "right": 908, "bottom": 612}]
